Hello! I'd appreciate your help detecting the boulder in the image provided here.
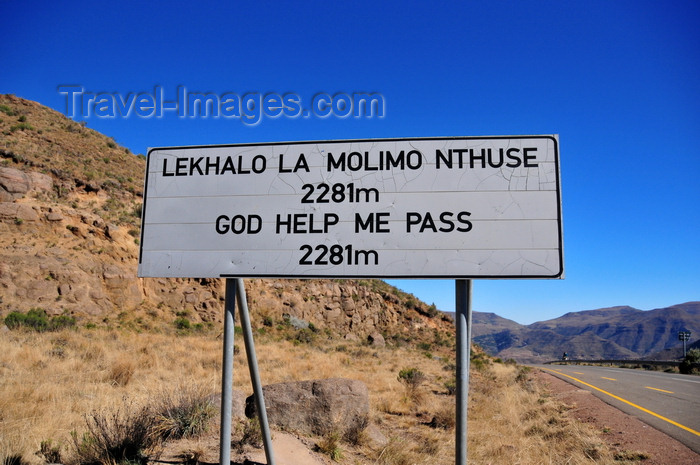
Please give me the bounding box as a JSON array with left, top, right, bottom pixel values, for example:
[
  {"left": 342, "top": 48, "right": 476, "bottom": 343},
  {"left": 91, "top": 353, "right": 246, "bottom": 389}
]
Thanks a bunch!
[
  {"left": 46, "top": 210, "right": 64, "bottom": 221},
  {"left": 0, "top": 202, "right": 40, "bottom": 222},
  {"left": 283, "top": 313, "right": 309, "bottom": 330},
  {"left": 210, "top": 389, "right": 248, "bottom": 420},
  {"left": 0, "top": 167, "right": 31, "bottom": 196},
  {"left": 0, "top": 167, "right": 52, "bottom": 199},
  {"left": 26, "top": 171, "right": 53, "bottom": 193},
  {"left": 245, "top": 378, "right": 369, "bottom": 437},
  {"left": 102, "top": 264, "right": 142, "bottom": 308},
  {"left": 368, "top": 332, "right": 386, "bottom": 348}
]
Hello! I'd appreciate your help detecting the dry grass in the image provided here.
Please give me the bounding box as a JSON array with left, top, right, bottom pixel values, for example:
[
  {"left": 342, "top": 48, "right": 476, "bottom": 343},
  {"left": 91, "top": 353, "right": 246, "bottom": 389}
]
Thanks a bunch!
[
  {"left": 467, "top": 364, "right": 614, "bottom": 464},
  {"left": 0, "top": 327, "right": 618, "bottom": 464}
]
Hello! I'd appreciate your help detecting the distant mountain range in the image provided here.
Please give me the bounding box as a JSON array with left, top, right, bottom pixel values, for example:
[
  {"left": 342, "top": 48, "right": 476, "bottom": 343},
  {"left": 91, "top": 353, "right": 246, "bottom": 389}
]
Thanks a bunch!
[{"left": 471, "top": 302, "right": 699, "bottom": 363}]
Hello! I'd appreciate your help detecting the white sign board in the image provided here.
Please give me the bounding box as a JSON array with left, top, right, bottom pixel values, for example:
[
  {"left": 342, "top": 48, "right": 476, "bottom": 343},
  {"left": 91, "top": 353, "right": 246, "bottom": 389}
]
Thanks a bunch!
[{"left": 138, "top": 136, "right": 563, "bottom": 278}]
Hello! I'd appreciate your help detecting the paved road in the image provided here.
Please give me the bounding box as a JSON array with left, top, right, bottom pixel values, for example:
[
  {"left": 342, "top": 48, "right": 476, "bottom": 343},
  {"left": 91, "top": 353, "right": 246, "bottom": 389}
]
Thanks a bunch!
[{"left": 534, "top": 364, "right": 700, "bottom": 454}]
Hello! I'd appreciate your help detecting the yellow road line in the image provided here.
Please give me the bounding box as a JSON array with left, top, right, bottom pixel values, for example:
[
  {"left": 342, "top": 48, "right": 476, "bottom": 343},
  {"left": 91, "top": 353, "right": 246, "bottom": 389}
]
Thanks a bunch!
[
  {"left": 573, "top": 372, "right": 584, "bottom": 375},
  {"left": 645, "top": 386, "right": 674, "bottom": 394},
  {"left": 601, "top": 377, "right": 617, "bottom": 381},
  {"left": 541, "top": 367, "right": 700, "bottom": 437}
]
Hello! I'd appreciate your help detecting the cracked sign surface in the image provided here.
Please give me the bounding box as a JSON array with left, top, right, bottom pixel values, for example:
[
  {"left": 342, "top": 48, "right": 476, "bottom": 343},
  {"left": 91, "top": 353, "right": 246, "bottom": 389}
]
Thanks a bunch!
[{"left": 138, "top": 136, "right": 563, "bottom": 278}]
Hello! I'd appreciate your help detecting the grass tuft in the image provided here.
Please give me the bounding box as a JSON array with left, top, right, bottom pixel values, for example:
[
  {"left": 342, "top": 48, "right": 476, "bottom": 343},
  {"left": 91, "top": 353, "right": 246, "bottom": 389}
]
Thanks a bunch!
[
  {"left": 151, "top": 385, "right": 216, "bottom": 441},
  {"left": 234, "top": 418, "right": 262, "bottom": 452},
  {"left": 1, "top": 455, "right": 26, "bottom": 465},
  {"left": 316, "top": 431, "right": 343, "bottom": 462},
  {"left": 38, "top": 439, "right": 63, "bottom": 463},
  {"left": 69, "top": 402, "right": 158, "bottom": 465},
  {"left": 106, "top": 359, "right": 136, "bottom": 387},
  {"left": 614, "top": 450, "right": 650, "bottom": 461}
]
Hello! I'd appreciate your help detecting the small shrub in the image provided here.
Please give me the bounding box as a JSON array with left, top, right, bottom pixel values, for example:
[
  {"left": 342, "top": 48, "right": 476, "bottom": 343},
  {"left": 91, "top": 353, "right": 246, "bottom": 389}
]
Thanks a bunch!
[
  {"left": 343, "top": 415, "right": 369, "bottom": 446},
  {"left": 152, "top": 385, "right": 216, "bottom": 440},
  {"left": 107, "top": 359, "right": 136, "bottom": 386},
  {"left": 398, "top": 367, "right": 425, "bottom": 389},
  {"left": 236, "top": 418, "right": 262, "bottom": 451},
  {"left": 49, "top": 314, "right": 77, "bottom": 331},
  {"left": 375, "top": 438, "right": 413, "bottom": 465},
  {"left": 38, "top": 439, "right": 62, "bottom": 463},
  {"left": 470, "top": 352, "right": 490, "bottom": 371},
  {"left": 174, "top": 317, "right": 191, "bottom": 331},
  {"left": 316, "top": 431, "right": 343, "bottom": 462},
  {"left": 25, "top": 308, "right": 51, "bottom": 330},
  {"left": 2, "top": 308, "right": 71, "bottom": 332},
  {"left": 292, "top": 328, "right": 316, "bottom": 345},
  {"left": 417, "top": 342, "right": 431, "bottom": 351},
  {"left": 426, "top": 303, "right": 439, "bottom": 317},
  {"left": 0, "top": 104, "right": 16, "bottom": 116},
  {"left": 70, "top": 403, "right": 158, "bottom": 465},
  {"left": 444, "top": 378, "right": 457, "bottom": 396},
  {"left": 614, "top": 450, "right": 650, "bottom": 461},
  {"left": 427, "top": 405, "right": 456, "bottom": 430},
  {"left": 9, "top": 122, "right": 33, "bottom": 132},
  {"left": 679, "top": 348, "right": 700, "bottom": 374},
  {"left": 1, "top": 454, "right": 26, "bottom": 465},
  {"left": 132, "top": 204, "right": 143, "bottom": 218},
  {"left": 398, "top": 367, "right": 427, "bottom": 406},
  {"left": 3, "top": 311, "right": 26, "bottom": 330}
]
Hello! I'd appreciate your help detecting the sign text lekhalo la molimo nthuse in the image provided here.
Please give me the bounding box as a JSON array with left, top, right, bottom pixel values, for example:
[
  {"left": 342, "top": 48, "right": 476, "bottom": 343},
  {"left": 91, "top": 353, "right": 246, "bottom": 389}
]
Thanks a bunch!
[{"left": 137, "top": 136, "right": 563, "bottom": 279}]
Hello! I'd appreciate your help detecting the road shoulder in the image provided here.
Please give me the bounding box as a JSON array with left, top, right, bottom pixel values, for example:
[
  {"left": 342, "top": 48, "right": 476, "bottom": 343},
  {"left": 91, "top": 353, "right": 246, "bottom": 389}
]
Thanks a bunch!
[{"left": 535, "top": 369, "right": 699, "bottom": 464}]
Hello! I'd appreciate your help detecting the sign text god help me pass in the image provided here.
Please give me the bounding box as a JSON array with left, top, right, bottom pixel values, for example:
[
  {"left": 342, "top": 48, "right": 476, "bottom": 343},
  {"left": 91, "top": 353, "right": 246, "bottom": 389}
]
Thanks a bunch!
[{"left": 138, "top": 136, "right": 563, "bottom": 279}]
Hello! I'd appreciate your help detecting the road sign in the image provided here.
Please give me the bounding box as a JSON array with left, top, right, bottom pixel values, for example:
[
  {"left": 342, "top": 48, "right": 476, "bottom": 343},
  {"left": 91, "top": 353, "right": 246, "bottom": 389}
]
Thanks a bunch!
[{"left": 138, "top": 136, "right": 563, "bottom": 279}]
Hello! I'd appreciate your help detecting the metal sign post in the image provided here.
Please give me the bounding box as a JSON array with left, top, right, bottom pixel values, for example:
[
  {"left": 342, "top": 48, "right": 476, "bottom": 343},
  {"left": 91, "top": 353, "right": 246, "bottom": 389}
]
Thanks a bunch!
[
  {"left": 234, "top": 278, "right": 276, "bottom": 465},
  {"left": 219, "top": 279, "right": 236, "bottom": 465},
  {"left": 219, "top": 279, "right": 276, "bottom": 465},
  {"left": 455, "top": 279, "right": 472, "bottom": 465}
]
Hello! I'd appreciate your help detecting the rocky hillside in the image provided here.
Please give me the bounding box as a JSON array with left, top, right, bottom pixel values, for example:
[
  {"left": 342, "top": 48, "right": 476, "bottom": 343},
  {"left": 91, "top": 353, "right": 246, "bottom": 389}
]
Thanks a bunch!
[
  {"left": 473, "top": 302, "right": 700, "bottom": 363},
  {"left": 0, "top": 94, "right": 454, "bottom": 343}
]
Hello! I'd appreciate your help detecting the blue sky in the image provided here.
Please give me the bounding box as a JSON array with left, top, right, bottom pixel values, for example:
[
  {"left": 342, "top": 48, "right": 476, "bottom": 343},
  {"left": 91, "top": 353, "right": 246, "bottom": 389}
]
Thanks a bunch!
[{"left": 2, "top": 1, "right": 698, "bottom": 324}]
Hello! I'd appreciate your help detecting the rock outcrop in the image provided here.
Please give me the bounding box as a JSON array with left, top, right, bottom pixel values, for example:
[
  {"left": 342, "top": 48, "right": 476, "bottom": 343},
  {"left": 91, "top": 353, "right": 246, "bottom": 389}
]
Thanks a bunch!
[
  {"left": 0, "top": 94, "right": 453, "bottom": 342},
  {"left": 245, "top": 378, "right": 369, "bottom": 437},
  {"left": 0, "top": 166, "right": 53, "bottom": 201}
]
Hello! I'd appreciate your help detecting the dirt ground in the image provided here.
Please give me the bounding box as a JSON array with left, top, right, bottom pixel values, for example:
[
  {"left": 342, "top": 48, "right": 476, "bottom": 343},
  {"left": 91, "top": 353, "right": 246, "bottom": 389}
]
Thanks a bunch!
[
  {"left": 535, "top": 370, "right": 700, "bottom": 464},
  {"left": 156, "top": 430, "right": 333, "bottom": 465}
]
